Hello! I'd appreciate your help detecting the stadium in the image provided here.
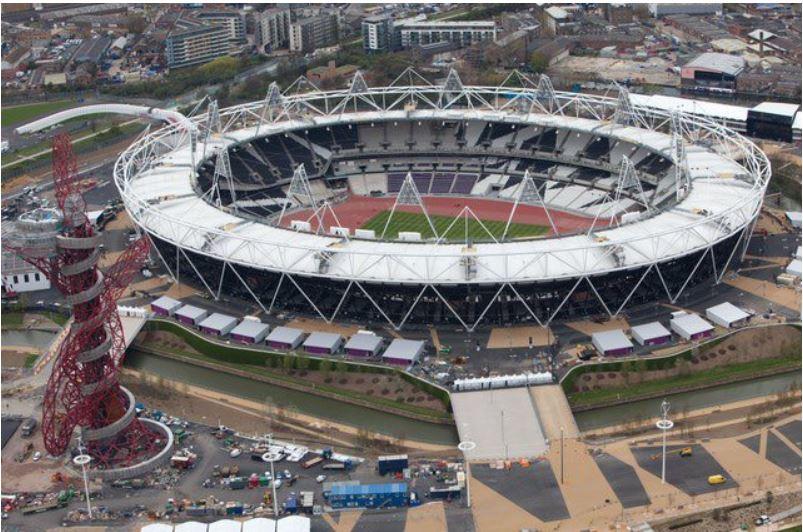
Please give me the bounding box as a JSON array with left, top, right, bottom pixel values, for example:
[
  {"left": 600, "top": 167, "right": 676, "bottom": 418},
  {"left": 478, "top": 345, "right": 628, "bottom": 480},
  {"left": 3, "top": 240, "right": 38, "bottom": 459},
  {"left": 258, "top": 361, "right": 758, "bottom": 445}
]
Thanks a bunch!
[{"left": 114, "top": 69, "right": 770, "bottom": 331}]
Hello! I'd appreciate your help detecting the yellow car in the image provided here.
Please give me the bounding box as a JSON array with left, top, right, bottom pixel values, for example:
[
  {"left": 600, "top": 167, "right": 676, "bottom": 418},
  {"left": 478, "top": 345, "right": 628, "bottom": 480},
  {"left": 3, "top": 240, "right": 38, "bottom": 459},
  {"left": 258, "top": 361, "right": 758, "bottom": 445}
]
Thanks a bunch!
[{"left": 708, "top": 474, "right": 726, "bottom": 485}]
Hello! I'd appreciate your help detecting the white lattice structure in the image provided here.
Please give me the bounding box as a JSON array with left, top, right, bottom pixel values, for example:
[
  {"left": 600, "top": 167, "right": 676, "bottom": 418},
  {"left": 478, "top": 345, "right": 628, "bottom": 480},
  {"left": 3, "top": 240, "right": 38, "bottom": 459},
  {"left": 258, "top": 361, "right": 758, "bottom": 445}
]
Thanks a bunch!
[{"left": 70, "top": 72, "right": 769, "bottom": 331}]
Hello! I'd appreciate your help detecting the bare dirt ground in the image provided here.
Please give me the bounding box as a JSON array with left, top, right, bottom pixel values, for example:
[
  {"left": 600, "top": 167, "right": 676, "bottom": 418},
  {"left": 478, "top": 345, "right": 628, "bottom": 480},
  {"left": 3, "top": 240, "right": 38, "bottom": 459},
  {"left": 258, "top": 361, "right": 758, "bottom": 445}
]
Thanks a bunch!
[
  {"left": 725, "top": 274, "right": 801, "bottom": 311},
  {"left": 487, "top": 325, "right": 553, "bottom": 348},
  {"left": 1, "top": 347, "right": 39, "bottom": 369},
  {"left": 565, "top": 315, "right": 630, "bottom": 336},
  {"left": 286, "top": 316, "right": 362, "bottom": 336}
]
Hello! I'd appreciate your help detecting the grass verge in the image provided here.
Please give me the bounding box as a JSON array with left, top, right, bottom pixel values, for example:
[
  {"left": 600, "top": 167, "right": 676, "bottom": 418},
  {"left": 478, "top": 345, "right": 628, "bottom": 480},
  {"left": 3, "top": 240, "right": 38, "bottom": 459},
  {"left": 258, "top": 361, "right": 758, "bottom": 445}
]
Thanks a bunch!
[
  {"left": 566, "top": 353, "right": 800, "bottom": 408},
  {"left": 1, "top": 311, "right": 24, "bottom": 330},
  {"left": 23, "top": 354, "right": 38, "bottom": 369},
  {"left": 136, "top": 319, "right": 452, "bottom": 420},
  {"left": 1, "top": 100, "right": 75, "bottom": 127}
]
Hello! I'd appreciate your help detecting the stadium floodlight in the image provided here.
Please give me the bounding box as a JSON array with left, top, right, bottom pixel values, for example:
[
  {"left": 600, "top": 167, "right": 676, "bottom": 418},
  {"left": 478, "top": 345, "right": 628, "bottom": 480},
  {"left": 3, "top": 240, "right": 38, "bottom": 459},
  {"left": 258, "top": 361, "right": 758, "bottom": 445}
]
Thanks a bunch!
[
  {"left": 612, "top": 156, "right": 651, "bottom": 218},
  {"left": 533, "top": 74, "right": 559, "bottom": 114},
  {"left": 439, "top": 68, "right": 465, "bottom": 109},
  {"left": 613, "top": 85, "right": 644, "bottom": 128},
  {"left": 277, "top": 164, "right": 322, "bottom": 229},
  {"left": 204, "top": 146, "right": 236, "bottom": 211},
  {"left": 202, "top": 99, "right": 221, "bottom": 160}
]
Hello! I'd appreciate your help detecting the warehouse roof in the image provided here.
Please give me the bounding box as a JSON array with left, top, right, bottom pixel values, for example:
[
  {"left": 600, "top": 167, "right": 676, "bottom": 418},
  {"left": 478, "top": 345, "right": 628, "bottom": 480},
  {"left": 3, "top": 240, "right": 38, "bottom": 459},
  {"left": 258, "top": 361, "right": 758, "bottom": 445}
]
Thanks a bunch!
[
  {"left": 199, "top": 312, "right": 237, "bottom": 331},
  {"left": 303, "top": 331, "right": 342, "bottom": 350},
  {"left": 591, "top": 329, "right": 633, "bottom": 351},
  {"left": 151, "top": 295, "right": 182, "bottom": 311},
  {"left": 174, "top": 305, "right": 207, "bottom": 320},
  {"left": 328, "top": 481, "right": 407, "bottom": 496},
  {"left": 230, "top": 319, "right": 270, "bottom": 339},
  {"left": 382, "top": 339, "right": 425, "bottom": 362},
  {"left": 266, "top": 326, "right": 305, "bottom": 345},
  {"left": 630, "top": 321, "right": 671, "bottom": 340},
  {"left": 752, "top": 102, "right": 800, "bottom": 118},
  {"left": 706, "top": 302, "right": 750, "bottom": 324},
  {"left": 344, "top": 333, "right": 383, "bottom": 352},
  {"left": 671, "top": 313, "right": 714, "bottom": 336},
  {"left": 685, "top": 52, "right": 745, "bottom": 76}
]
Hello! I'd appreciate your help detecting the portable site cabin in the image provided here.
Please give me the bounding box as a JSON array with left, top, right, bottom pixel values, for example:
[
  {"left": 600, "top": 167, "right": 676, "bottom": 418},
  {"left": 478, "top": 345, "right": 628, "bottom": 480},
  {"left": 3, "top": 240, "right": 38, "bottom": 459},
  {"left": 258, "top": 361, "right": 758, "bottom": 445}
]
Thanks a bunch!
[
  {"left": 344, "top": 333, "right": 383, "bottom": 357},
  {"left": 591, "top": 329, "right": 634, "bottom": 356},
  {"left": 303, "top": 332, "right": 343, "bottom": 355},
  {"left": 324, "top": 481, "right": 408, "bottom": 509},
  {"left": 786, "top": 259, "right": 802, "bottom": 278},
  {"left": 230, "top": 320, "right": 270, "bottom": 344},
  {"left": 174, "top": 305, "right": 209, "bottom": 327},
  {"left": 150, "top": 295, "right": 182, "bottom": 317},
  {"left": 630, "top": 322, "right": 672, "bottom": 346},
  {"left": 266, "top": 326, "right": 305, "bottom": 350},
  {"left": 705, "top": 302, "right": 751, "bottom": 328},
  {"left": 670, "top": 313, "right": 714, "bottom": 341},
  {"left": 382, "top": 339, "right": 425, "bottom": 366},
  {"left": 199, "top": 313, "right": 238, "bottom": 337}
]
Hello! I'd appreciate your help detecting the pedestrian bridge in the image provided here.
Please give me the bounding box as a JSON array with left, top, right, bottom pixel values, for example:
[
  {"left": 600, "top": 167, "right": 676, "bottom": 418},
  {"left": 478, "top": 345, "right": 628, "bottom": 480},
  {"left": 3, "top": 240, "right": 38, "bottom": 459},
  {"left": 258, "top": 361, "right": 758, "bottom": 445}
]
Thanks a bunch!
[{"left": 451, "top": 384, "right": 579, "bottom": 461}]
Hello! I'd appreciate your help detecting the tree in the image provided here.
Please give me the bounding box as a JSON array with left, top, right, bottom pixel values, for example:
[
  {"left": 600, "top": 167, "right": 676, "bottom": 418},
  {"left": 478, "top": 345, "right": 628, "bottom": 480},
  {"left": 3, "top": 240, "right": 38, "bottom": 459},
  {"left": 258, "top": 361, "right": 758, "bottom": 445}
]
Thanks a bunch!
[
  {"left": 529, "top": 51, "right": 550, "bottom": 74},
  {"left": 198, "top": 56, "right": 239, "bottom": 83},
  {"left": 319, "top": 359, "right": 333, "bottom": 375},
  {"left": 335, "top": 361, "right": 348, "bottom": 374},
  {"left": 126, "top": 14, "right": 147, "bottom": 34},
  {"left": 295, "top": 356, "right": 309, "bottom": 371},
  {"left": 282, "top": 355, "right": 295, "bottom": 371}
]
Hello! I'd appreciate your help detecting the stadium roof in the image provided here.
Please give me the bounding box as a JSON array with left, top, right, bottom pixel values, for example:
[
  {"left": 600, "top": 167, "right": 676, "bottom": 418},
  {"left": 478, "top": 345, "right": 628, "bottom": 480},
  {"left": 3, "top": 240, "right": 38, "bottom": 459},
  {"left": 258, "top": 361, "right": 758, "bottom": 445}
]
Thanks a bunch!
[
  {"left": 684, "top": 53, "right": 746, "bottom": 76},
  {"left": 125, "top": 107, "right": 761, "bottom": 285}
]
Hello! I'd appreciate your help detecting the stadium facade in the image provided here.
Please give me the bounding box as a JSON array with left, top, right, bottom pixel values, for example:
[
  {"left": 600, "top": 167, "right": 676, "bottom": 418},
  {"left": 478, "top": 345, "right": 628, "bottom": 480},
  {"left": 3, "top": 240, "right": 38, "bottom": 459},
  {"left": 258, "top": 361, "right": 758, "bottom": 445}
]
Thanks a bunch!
[{"left": 111, "top": 69, "right": 769, "bottom": 331}]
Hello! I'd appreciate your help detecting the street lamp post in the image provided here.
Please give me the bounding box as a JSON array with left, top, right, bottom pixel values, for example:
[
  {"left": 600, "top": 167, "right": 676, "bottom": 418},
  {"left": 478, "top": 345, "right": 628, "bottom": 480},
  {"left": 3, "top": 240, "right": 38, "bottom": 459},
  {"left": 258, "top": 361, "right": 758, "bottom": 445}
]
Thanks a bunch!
[
  {"left": 656, "top": 399, "right": 674, "bottom": 485},
  {"left": 73, "top": 452, "right": 93, "bottom": 519},
  {"left": 458, "top": 440, "right": 476, "bottom": 509}
]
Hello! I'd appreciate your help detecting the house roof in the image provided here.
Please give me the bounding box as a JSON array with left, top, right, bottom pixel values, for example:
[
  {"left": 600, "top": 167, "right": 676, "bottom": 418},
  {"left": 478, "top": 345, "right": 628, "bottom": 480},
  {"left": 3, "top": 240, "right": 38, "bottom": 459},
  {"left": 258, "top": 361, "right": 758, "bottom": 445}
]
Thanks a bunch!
[
  {"left": 230, "top": 319, "right": 270, "bottom": 339},
  {"left": 151, "top": 295, "right": 182, "bottom": 312},
  {"left": 591, "top": 329, "right": 633, "bottom": 351},
  {"left": 630, "top": 321, "right": 671, "bottom": 340},
  {"left": 344, "top": 333, "right": 383, "bottom": 352},
  {"left": 266, "top": 326, "right": 305, "bottom": 345},
  {"left": 303, "top": 331, "right": 342, "bottom": 350},
  {"left": 685, "top": 52, "right": 745, "bottom": 76},
  {"left": 198, "top": 312, "right": 238, "bottom": 331},
  {"left": 382, "top": 339, "right": 425, "bottom": 361},
  {"left": 706, "top": 302, "right": 751, "bottom": 324},
  {"left": 671, "top": 313, "right": 714, "bottom": 335}
]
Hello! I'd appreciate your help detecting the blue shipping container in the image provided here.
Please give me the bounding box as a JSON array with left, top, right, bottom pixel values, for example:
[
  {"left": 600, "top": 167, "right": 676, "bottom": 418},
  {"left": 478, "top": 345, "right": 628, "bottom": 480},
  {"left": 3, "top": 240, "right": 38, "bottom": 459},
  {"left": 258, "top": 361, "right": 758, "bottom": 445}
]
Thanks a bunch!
[{"left": 325, "top": 482, "right": 408, "bottom": 509}]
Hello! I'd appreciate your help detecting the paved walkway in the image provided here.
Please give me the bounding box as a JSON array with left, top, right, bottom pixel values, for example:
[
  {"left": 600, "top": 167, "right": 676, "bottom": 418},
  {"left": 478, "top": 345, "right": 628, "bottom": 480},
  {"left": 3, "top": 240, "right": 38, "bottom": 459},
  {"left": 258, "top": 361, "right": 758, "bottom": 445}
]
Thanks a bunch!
[
  {"left": 452, "top": 388, "right": 547, "bottom": 461},
  {"left": 529, "top": 384, "right": 579, "bottom": 441}
]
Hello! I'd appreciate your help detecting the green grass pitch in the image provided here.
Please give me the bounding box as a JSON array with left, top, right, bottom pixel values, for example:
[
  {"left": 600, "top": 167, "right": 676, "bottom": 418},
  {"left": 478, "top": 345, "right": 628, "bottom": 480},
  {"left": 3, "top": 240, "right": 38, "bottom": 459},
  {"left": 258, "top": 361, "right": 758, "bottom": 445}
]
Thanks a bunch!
[{"left": 360, "top": 210, "right": 549, "bottom": 241}]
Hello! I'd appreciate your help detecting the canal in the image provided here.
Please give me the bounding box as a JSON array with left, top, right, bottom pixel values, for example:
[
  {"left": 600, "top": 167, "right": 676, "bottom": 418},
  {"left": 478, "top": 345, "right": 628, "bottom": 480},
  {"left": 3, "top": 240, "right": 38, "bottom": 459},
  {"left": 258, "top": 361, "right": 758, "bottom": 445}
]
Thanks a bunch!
[
  {"left": 124, "top": 350, "right": 460, "bottom": 446},
  {"left": 574, "top": 371, "right": 801, "bottom": 432},
  {"left": 1, "top": 329, "right": 59, "bottom": 351}
]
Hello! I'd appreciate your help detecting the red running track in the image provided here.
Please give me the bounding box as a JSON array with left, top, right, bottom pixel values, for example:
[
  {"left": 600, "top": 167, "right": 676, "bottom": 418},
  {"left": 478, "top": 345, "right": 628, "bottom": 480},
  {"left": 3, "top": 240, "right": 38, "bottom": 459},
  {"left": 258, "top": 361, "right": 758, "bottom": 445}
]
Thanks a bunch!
[{"left": 283, "top": 195, "right": 608, "bottom": 236}]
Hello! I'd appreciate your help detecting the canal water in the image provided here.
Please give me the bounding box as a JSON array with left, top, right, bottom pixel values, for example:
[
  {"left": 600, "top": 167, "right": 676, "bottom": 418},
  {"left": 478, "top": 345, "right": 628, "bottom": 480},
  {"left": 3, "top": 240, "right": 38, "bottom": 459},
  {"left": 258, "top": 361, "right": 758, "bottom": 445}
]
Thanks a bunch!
[
  {"left": 124, "top": 350, "right": 460, "bottom": 446},
  {"left": 5, "top": 330, "right": 798, "bottom": 442},
  {"left": 1, "top": 329, "right": 58, "bottom": 351},
  {"left": 574, "top": 371, "right": 801, "bottom": 432}
]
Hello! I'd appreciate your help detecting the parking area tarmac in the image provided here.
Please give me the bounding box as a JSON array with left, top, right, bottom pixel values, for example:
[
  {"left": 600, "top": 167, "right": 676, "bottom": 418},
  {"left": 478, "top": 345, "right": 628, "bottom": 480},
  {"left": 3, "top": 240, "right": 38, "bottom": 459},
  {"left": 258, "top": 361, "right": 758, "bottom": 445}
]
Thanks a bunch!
[
  {"left": 593, "top": 453, "right": 651, "bottom": 509},
  {"left": 738, "top": 434, "right": 761, "bottom": 454},
  {"left": 471, "top": 460, "right": 570, "bottom": 522},
  {"left": 765, "top": 431, "right": 802, "bottom": 475},
  {"left": 776, "top": 420, "right": 801, "bottom": 450},
  {"left": 630, "top": 444, "right": 737, "bottom": 496}
]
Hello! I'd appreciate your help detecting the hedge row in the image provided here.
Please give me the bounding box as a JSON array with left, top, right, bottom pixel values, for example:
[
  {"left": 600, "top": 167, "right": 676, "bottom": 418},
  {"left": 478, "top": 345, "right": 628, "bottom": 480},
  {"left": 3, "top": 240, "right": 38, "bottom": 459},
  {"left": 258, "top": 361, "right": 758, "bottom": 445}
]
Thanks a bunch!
[{"left": 141, "top": 319, "right": 451, "bottom": 411}]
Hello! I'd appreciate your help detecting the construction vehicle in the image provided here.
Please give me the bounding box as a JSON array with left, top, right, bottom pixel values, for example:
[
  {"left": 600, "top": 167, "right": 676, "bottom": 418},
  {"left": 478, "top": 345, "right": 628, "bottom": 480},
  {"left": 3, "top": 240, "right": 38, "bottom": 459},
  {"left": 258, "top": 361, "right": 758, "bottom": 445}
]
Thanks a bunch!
[{"left": 650, "top": 447, "right": 692, "bottom": 460}]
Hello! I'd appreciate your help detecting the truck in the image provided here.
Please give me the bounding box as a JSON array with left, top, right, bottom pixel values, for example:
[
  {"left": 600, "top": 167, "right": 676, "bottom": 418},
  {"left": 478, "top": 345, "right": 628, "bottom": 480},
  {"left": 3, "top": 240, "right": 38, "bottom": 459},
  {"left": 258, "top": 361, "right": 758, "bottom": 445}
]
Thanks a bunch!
[
  {"left": 303, "top": 456, "right": 323, "bottom": 469},
  {"left": 378, "top": 454, "right": 409, "bottom": 476},
  {"left": 429, "top": 485, "right": 461, "bottom": 500},
  {"left": 20, "top": 418, "right": 37, "bottom": 437}
]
